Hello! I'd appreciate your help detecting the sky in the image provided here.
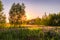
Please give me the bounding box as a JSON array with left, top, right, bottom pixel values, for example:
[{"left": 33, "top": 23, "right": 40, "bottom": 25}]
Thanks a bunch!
[{"left": 1, "top": 0, "right": 60, "bottom": 22}]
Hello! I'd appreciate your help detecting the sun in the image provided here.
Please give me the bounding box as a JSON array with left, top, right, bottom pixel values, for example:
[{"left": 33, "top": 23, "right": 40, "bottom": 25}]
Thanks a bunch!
[{"left": 26, "top": 13, "right": 31, "bottom": 20}]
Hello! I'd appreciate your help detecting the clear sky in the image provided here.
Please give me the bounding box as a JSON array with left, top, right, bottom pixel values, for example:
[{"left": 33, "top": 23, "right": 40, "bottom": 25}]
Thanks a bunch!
[{"left": 1, "top": 0, "right": 60, "bottom": 22}]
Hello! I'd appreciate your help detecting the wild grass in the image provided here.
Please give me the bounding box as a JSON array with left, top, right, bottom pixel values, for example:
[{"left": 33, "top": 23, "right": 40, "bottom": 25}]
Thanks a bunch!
[{"left": 0, "top": 26, "right": 60, "bottom": 40}]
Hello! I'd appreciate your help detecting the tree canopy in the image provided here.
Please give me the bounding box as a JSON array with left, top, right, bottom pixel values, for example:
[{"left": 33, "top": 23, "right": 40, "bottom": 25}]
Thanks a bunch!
[
  {"left": 0, "top": 0, "right": 6, "bottom": 26},
  {"left": 40, "top": 13, "right": 60, "bottom": 26},
  {"left": 9, "top": 3, "right": 26, "bottom": 26},
  {"left": 0, "top": 0, "right": 3, "bottom": 12}
]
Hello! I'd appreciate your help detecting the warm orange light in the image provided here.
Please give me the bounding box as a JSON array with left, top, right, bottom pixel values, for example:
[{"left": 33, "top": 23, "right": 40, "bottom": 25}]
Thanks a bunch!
[{"left": 26, "top": 13, "right": 32, "bottom": 20}]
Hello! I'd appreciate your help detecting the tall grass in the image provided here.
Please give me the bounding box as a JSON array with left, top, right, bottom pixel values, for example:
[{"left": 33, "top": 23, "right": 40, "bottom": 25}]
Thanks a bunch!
[{"left": 0, "top": 26, "right": 60, "bottom": 40}]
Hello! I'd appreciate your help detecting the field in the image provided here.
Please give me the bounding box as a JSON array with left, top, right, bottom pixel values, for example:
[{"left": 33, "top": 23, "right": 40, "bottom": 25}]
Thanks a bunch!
[{"left": 0, "top": 25, "right": 60, "bottom": 40}]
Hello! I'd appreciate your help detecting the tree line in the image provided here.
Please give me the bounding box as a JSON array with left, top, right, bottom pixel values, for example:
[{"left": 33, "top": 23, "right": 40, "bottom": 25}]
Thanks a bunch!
[
  {"left": 0, "top": 0, "right": 26, "bottom": 27},
  {"left": 0, "top": 0, "right": 60, "bottom": 26}
]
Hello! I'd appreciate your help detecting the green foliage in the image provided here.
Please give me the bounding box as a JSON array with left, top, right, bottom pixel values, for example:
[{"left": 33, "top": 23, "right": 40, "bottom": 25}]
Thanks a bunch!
[
  {"left": 41, "top": 13, "right": 60, "bottom": 26},
  {"left": 0, "top": 27, "right": 60, "bottom": 40},
  {"left": 9, "top": 3, "right": 26, "bottom": 26},
  {"left": 0, "top": 0, "right": 3, "bottom": 12},
  {"left": 0, "top": 0, "right": 6, "bottom": 27},
  {"left": 0, "top": 13, "right": 6, "bottom": 23},
  {"left": 34, "top": 17, "right": 41, "bottom": 25},
  {"left": 26, "top": 17, "right": 41, "bottom": 25}
]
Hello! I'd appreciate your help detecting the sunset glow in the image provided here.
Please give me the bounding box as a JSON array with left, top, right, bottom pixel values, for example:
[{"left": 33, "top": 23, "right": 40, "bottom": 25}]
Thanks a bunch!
[
  {"left": 26, "top": 13, "right": 31, "bottom": 20},
  {"left": 0, "top": 0, "right": 60, "bottom": 40},
  {"left": 2, "top": 0, "right": 60, "bottom": 22}
]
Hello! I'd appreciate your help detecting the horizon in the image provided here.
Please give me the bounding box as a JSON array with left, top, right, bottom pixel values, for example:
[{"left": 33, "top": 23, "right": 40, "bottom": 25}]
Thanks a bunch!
[{"left": 1, "top": 0, "right": 60, "bottom": 23}]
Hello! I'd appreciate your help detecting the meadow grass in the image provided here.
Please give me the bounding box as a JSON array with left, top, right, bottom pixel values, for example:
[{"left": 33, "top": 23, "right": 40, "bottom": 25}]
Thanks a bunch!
[{"left": 0, "top": 26, "right": 60, "bottom": 40}]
